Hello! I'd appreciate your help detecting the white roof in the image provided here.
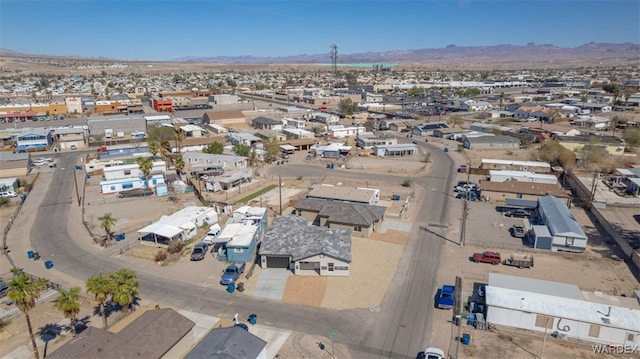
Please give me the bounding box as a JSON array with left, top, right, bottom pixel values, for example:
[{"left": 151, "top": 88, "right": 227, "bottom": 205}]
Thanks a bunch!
[
  {"left": 280, "top": 144, "right": 296, "bottom": 151},
  {"left": 137, "top": 222, "right": 182, "bottom": 238},
  {"left": 489, "top": 170, "right": 557, "bottom": 181},
  {"left": 218, "top": 222, "right": 258, "bottom": 247},
  {"left": 482, "top": 159, "right": 551, "bottom": 168},
  {"left": 144, "top": 115, "right": 172, "bottom": 121},
  {"left": 486, "top": 286, "right": 640, "bottom": 332}
]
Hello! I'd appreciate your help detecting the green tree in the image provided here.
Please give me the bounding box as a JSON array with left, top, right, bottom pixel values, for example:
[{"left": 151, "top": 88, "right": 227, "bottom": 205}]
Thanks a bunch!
[
  {"left": 109, "top": 269, "right": 139, "bottom": 315},
  {"left": 53, "top": 287, "right": 81, "bottom": 337},
  {"left": 174, "top": 157, "right": 185, "bottom": 174},
  {"left": 203, "top": 142, "right": 224, "bottom": 154},
  {"left": 602, "top": 83, "right": 621, "bottom": 105},
  {"left": 344, "top": 72, "right": 358, "bottom": 85},
  {"left": 86, "top": 273, "right": 113, "bottom": 329},
  {"left": 263, "top": 136, "right": 280, "bottom": 163},
  {"left": 623, "top": 128, "right": 640, "bottom": 149},
  {"left": 312, "top": 125, "right": 326, "bottom": 135},
  {"left": 8, "top": 270, "right": 48, "bottom": 359},
  {"left": 148, "top": 140, "right": 161, "bottom": 160},
  {"left": 338, "top": 98, "right": 358, "bottom": 116},
  {"left": 408, "top": 86, "right": 422, "bottom": 96},
  {"left": 232, "top": 143, "right": 252, "bottom": 157},
  {"left": 536, "top": 140, "right": 576, "bottom": 168},
  {"left": 136, "top": 157, "right": 153, "bottom": 188},
  {"left": 580, "top": 138, "right": 605, "bottom": 167},
  {"left": 147, "top": 124, "right": 177, "bottom": 143},
  {"left": 447, "top": 116, "right": 464, "bottom": 128},
  {"left": 98, "top": 212, "right": 117, "bottom": 245}
]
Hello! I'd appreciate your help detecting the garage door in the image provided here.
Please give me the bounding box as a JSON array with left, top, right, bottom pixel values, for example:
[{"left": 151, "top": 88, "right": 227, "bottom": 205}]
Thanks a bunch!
[
  {"left": 266, "top": 256, "right": 290, "bottom": 268},
  {"left": 299, "top": 261, "right": 316, "bottom": 270}
]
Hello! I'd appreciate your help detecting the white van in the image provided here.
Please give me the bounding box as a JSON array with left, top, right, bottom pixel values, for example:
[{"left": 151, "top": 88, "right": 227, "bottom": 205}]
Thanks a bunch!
[{"left": 202, "top": 224, "right": 222, "bottom": 245}]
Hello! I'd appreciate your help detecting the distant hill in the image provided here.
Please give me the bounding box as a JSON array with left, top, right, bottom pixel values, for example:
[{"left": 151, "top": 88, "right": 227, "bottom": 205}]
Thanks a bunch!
[
  {"left": 1, "top": 42, "right": 638, "bottom": 66},
  {"left": 170, "top": 42, "right": 640, "bottom": 64}
]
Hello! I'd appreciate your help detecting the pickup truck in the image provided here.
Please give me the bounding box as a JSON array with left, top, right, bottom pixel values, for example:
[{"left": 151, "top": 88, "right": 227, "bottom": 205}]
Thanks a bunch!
[
  {"left": 437, "top": 285, "right": 455, "bottom": 310},
  {"left": 502, "top": 253, "right": 534, "bottom": 269},
  {"left": 220, "top": 262, "right": 246, "bottom": 285},
  {"left": 471, "top": 251, "right": 501, "bottom": 265},
  {"left": 511, "top": 225, "right": 526, "bottom": 238}
]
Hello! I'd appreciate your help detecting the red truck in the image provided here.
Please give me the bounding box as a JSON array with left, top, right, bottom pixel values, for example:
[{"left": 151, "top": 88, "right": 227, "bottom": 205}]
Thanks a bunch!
[{"left": 472, "top": 251, "right": 501, "bottom": 265}]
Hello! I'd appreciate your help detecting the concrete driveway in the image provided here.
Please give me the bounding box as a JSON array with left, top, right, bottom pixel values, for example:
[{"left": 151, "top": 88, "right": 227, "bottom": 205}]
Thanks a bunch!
[{"left": 253, "top": 268, "right": 292, "bottom": 300}]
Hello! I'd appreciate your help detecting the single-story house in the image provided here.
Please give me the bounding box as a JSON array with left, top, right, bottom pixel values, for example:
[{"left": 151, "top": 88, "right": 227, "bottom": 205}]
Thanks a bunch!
[
  {"left": 328, "top": 125, "right": 365, "bottom": 138},
  {"left": 283, "top": 117, "right": 306, "bottom": 129},
  {"left": 138, "top": 205, "right": 218, "bottom": 246},
  {"left": 463, "top": 135, "right": 520, "bottom": 150},
  {"left": 227, "top": 132, "right": 262, "bottom": 146},
  {"left": 489, "top": 170, "right": 558, "bottom": 185},
  {"left": 389, "top": 120, "right": 420, "bottom": 133},
  {"left": 481, "top": 159, "right": 551, "bottom": 173},
  {"left": 206, "top": 123, "right": 229, "bottom": 134},
  {"left": 478, "top": 181, "right": 570, "bottom": 204},
  {"left": 168, "top": 136, "right": 225, "bottom": 153},
  {"left": 373, "top": 143, "right": 418, "bottom": 157},
  {"left": 294, "top": 197, "right": 386, "bottom": 238},
  {"left": 432, "top": 127, "right": 468, "bottom": 139},
  {"left": 100, "top": 174, "right": 165, "bottom": 194},
  {"left": 486, "top": 273, "right": 640, "bottom": 347},
  {"left": 16, "top": 128, "right": 52, "bottom": 152},
  {"left": 306, "top": 184, "right": 379, "bottom": 205},
  {"left": 204, "top": 168, "right": 253, "bottom": 192},
  {"left": 280, "top": 138, "right": 315, "bottom": 151},
  {"left": 0, "top": 177, "right": 19, "bottom": 193},
  {"left": 144, "top": 115, "right": 173, "bottom": 127},
  {"left": 214, "top": 206, "right": 267, "bottom": 262},
  {"left": 535, "top": 196, "right": 587, "bottom": 252},
  {"left": 179, "top": 124, "right": 207, "bottom": 138},
  {"left": 0, "top": 152, "right": 31, "bottom": 177},
  {"left": 52, "top": 127, "right": 86, "bottom": 150},
  {"left": 411, "top": 122, "right": 448, "bottom": 136},
  {"left": 185, "top": 326, "right": 267, "bottom": 359},
  {"left": 356, "top": 133, "right": 397, "bottom": 149},
  {"left": 259, "top": 215, "right": 352, "bottom": 276},
  {"left": 103, "top": 160, "right": 166, "bottom": 181},
  {"left": 314, "top": 142, "right": 352, "bottom": 158},
  {"left": 47, "top": 308, "right": 195, "bottom": 359},
  {"left": 313, "top": 112, "right": 340, "bottom": 125},
  {"left": 183, "top": 152, "right": 248, "bottom": 170},
  {"left": 283, "top": 128, "right": 315, "bottom": 140},
  {"left": 251, "top": 116, "right": 283, "bottom": 131},
  {"left": 570, "top": 115, "right": 612, "bottom": 130}
]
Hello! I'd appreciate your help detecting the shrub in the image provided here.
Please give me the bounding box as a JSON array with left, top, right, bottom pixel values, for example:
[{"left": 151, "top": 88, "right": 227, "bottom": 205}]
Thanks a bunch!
[
  {"left": 154, "top": 250, "right": 168, "bottom": 262},
  {"left": 401, "top": 179, "right": 413, "bottom": 187},
  {"left": 168, "top": 240, "right": 185, "bottom": 254}
]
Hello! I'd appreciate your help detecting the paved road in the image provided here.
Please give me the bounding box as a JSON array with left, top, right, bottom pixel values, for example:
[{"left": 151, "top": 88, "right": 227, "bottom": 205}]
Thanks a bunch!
[
  {"left": 269, "top": 144, "right": 455, "bottom": 357},
  {"left": 20, "top": 142, "right": 455, "bottom": 358}
]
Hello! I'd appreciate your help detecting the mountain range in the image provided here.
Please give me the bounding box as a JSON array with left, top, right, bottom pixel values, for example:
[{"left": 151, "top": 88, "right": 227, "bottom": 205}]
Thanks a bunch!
[{"left": 1, "top": 42, "right": 638, "bottom": 65}]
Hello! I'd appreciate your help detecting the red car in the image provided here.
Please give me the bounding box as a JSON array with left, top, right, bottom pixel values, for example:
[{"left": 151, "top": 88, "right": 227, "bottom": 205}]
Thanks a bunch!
[{"left": 472, "top": 251, "right": 501, "bottom": 265}]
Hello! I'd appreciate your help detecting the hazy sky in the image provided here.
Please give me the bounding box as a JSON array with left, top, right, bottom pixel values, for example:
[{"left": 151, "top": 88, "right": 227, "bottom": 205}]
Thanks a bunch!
[{"left": 1, "top": 0, "right": 638, "bottom": 61}]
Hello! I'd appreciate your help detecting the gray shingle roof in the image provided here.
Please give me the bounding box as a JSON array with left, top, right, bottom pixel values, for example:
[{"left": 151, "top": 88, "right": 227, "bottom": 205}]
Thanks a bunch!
[
  {"left": 260, "top": 215, "right": 352, "bottom": 262},
  {"left": 185, "top": 326, "right": 267, "bottom": 359},
  {"left": 252, "top": 116, "right": 280, "bottom": 125},
  {"left": 295, "top": 198, "right": 386, "bottom": 226}
]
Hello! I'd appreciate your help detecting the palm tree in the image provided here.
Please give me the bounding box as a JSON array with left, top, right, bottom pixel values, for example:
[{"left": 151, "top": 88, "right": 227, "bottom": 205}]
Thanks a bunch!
[
  {"left": 53, "top": 287, "right": 81, "bottom": 337},
  {"left": 136, "top": 157, "right": 153, "bottom": 188},
  {"left": 86, "top": 273, "right": 113, "bottom": 329},
  {"left": 175, "top": 131, "right": 185, "bottom": 155},
  {"left": 8, "top": 270, "right": 48, "bottom": 359},
  {"left": 174, "top": 157, "right": 185, "bottom": 174},
  {"left": 148, "top": 140, "right": 161, "bottom": 160},
  {"left": 109, "top": 269, "right": 139, "bottom": 315},
  {"left": 98, "top": 213, "right": 117, "bottom": 246}
]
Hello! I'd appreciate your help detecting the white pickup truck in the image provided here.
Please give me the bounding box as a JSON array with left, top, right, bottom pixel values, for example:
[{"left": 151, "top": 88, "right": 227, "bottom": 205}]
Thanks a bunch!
[{"left": 202, "top": 224, "right": 222, "bottom": 245}]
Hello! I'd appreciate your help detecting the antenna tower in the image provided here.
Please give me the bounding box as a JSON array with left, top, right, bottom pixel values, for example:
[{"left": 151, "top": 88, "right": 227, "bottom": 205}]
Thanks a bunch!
[{"left": 330, "top": 44, "right": 338, "bottom": 80}]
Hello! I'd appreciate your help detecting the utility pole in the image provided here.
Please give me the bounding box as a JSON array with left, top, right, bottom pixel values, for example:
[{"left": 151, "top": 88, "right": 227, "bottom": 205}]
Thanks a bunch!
[
  {"left": 588, "top": 171, "right": 599, "bottom": 209},
  {"left": 278, "top": 175, "right": 283, "bottom": 215}
]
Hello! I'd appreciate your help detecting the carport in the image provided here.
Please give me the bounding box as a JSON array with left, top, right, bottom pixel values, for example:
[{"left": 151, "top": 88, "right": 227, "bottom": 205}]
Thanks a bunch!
[{"left": 137, "top": 222, "right": 183, "bottom": 246}]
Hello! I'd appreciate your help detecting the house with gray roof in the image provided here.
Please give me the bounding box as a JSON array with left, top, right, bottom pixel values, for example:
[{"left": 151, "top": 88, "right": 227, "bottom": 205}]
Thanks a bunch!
[
  {"left": 251, "top": 116, "right": 283, "bottom": 131},
  {"left": 294, "top": 197, "right": 386, "bottom": 238},
  {"left": 259, "top": 215, "right": 352, "bottom": 276},
  {"left": 185, "top": 326, "right": 267, "bottom": 359},
  {"left": 535, "top": 196, "right": 588, "bottom": 252},
  {"left": 0, "top": 152, "right": 31, "bottom": 177}
]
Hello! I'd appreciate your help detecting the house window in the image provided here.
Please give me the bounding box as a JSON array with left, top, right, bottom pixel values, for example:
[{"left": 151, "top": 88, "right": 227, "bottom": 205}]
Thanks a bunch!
[
  {"left": 354, "top": 225, "right": 362, "bottom": 232},
  {"left": 110, "top": 186, "right": 116, "bottom": 191},
  {"left": 516, "top": 193, "right": 523, "bottom": 199},
  {"left": 328, "top": 263, "right": 334, "bottom": 272},
  {"left": 627, "top": 333, "right": 635, "bottom": 342},
  {"left": 566, "top": 238, "right": 574, "bottom": 246},
  {"left": 122, "top": 183, "right": 133, "bottom": 189},
  {"left": 124, "top": 170, "right": 131, "bottom": 175},
  {"left": 535, "top": 315, "right": 553, "bottom": 329},
  {"left": 233, "top": 248, "right": 243, "bottom": 253},
  {"left": 588, "top": 324, "right": 600, "bottom": 338}
]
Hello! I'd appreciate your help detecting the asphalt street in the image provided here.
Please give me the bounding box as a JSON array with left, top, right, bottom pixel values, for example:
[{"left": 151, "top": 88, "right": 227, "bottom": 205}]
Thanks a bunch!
[{"left": 16, "top": 141, "right": 455, "bottom": 358}]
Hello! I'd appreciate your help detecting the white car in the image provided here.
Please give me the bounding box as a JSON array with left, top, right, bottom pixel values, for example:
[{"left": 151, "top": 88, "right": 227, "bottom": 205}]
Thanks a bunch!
[
  {"left": 422, "top": 347, "right": 445, "bottom": 359},
  {"left": 0, "top": 191, "right": 17, "bottom": 198}
]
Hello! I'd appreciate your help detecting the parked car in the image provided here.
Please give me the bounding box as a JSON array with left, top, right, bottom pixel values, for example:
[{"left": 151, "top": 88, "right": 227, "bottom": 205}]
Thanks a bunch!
[
  {"left": 0, "top": 281, "right": 8, "bottom": 298},
  {"left": 471, "top": 251, "right": 502, "bottom": 265},
  {"left": 457, "top": 165, "right": 467, "bottom": 173},
  {"left": 436, "top": 285, "right": 455, "bottom": 309},
  {"left": 511, "top": 225, "right": 526, "bottom": 238},
  {"left": 417, "top": 347, "right": 445, "bottom": 359},
  {"left": 190, "top": 243, "right": 208, "bottom": 261},
  {"left": 505, "top": 209, "right": 531, "bottom": 218},
  {"left": 454, "top": 183, "right": 478, "bottom": 192},
  {"left": 0, "top": 191, "right": 17, "bottom": 198}
]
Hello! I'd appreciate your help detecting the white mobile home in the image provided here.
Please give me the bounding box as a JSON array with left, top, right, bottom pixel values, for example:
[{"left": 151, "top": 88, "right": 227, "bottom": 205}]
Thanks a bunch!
[
  {"left": 100, "top": 174, "right": 165, "bottom": 194},
  {"left": 489, "top": 170, "right": 558, "bottom": 185},
  {"left": 536, "top": 196, "right": 588, "bottom": 252},
  {"left": 486, "top": 273, "right": 640, "bottom": 347}
]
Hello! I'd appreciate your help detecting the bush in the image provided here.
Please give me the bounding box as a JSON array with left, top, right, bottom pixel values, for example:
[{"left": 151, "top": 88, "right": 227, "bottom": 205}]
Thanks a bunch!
[
  {"left": 154, "top": 250, "right": 168, "bottom": 262},
  {"left": 168, "top": 240, "right": 185, "bottom": 254},
  {"left": 401, "top": 179, "right": 413, "bottom": 187}
]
